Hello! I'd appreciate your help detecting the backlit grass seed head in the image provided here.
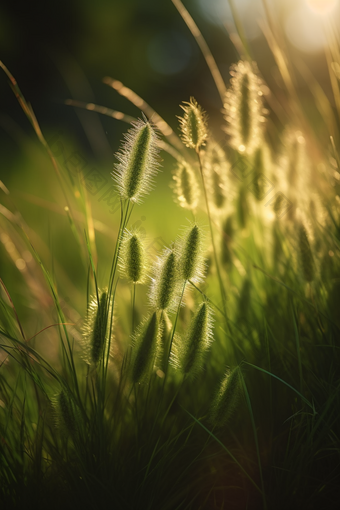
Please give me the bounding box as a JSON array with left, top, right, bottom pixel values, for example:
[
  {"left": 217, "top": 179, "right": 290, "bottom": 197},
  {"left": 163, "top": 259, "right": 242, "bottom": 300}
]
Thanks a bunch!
[
  {"left": 57, "top": 390, "right": 80, "bottom": 434},
  {"left": 119, "top": 229, "right": 148, "bottom": 284},
  {"left": 178, "top": 97, "right": 208, "bottom": 151},
  {"left": 209, "top": 367, "right": 242, "bottom": 428},
  {"left": 170, "top": 301, "right": 213, "bottom": 378},
  {"left": 298, "top": 223, "right": 315, "bottom": 282},
  {"left": 113, "top": 118, "right": 160, "bottom": 203},
  {"left": 131, "top": 311, "right": 162, "bottom": 384},
  {"left": 157, "top": 311, "right": 173, "bottom": 375},
  {"left": 204, "top": 143, "right": 229, "bottom": 211},
  {"left": 177, "top": 223, "right": 206, "bottom": 283},
  {"left": 221, "top": 216, "right": 234, "bottom": 267},
  {"left": 251, "top": 147, "right": 266, "bottom": 201},
  {"left": 172, "top": 161, "right": 200, "bottom": 211},
  {"left": 223, "top": 61, "right": 267, "bottom": 155},
  {"left": 149, "top": 248, "right": 179, "bottom": 312},
  {"left": 82, "top": 289, "right": 114, "bottom": 365}
]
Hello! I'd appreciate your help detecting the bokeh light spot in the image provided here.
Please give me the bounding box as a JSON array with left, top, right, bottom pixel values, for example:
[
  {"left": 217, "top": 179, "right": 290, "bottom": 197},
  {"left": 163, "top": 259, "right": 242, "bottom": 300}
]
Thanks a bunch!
[{"left": 285, "top": 5, "right": 326, "bottom": 53}]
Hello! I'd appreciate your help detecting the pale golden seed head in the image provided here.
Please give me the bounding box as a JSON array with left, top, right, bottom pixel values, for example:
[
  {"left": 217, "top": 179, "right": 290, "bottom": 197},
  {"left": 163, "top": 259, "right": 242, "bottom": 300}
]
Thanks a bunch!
[
  {"left": 178, "top": 97, "right": 208, "bottom": 151},
  {"left": 113, "top": 118, "right": 161, "bottom": 203},
  {"left": 223, "top": 61, "right": 267, "bottom": 155},
  {"left": 172, "top": 161, "right": 200, "bottom": 211}
]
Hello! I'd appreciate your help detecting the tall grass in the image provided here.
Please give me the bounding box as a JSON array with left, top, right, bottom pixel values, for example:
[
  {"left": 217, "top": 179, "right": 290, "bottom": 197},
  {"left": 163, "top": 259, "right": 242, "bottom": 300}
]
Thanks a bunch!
[{"left": 1, "top": 2, "right": 340, "bottom": 509}]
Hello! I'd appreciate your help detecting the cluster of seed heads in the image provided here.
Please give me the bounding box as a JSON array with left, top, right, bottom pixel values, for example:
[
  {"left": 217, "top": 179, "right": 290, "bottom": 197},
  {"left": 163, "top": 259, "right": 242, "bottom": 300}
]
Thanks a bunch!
[
  {"left": 76, "top": 44, "right": 325, "bottom": 424},
  {"left": 223, "top": 61, "right": 267, "bottom": 155}
]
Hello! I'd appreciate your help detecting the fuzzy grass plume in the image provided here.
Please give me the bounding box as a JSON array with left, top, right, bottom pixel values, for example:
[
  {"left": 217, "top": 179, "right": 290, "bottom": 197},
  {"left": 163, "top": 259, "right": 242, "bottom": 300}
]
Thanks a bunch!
[
  {"left": 113, "top": 118, "right": 160, "bottom": 203},
  {"left": 177, "top": 223, "right": 206, "bottom": 283},
  {"left": 56, "top": 389, "right": 81, "bottom": 435},
  {"left": 223, "top": 61, "right": 266, "bottom": 155},
  {"left": 209, "top": 366, "right": 242, "bottom": 428},
  {"left": 204, "top": 143, "right": 228, "bottom": 211},
  {"left": 171, "top": 301, "right": 213, "bottom": 378},
  {"left": 156, "top": 311, "right": 173, "bottom": 375},
  {"left": 82, "top": 289, "right": 113, "bottom": 365},
  {"left": 119, "top": 229, "right": 148, "bottom": 284},
  {"left": 178, "top": 97, "right": 208, "bottom": 151},
  {"left": 149, "top": 247, "right": 179, "bottom": 312},
  {"left": 172, "top": 161, "right": 200, "bottom": 211},
  {"left": 131, "top": 311, "right": 162, "bottom": 384}
]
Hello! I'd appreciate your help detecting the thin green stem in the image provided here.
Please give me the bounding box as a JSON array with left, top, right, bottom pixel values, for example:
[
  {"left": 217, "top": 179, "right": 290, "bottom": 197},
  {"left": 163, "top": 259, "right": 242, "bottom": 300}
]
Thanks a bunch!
[
  {"left": 196, "top": 150, "right": 229, "bottom": 325},
  {"left": 132, "top": 282, "right": 136, "bottom": 334},
  {"left": 153, "top": 281, "right": 187, "bottom": 426},
  {"left": 167, "top": 280, "right": 187, "bottom": 370}
]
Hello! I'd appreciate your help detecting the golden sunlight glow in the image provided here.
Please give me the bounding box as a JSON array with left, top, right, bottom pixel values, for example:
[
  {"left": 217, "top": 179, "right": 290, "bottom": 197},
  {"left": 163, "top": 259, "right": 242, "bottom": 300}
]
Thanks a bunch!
[
  {"left": 285, "top": 4, "right": 327, "bottom": 53},
  {"left": 306, "top": 0, "right": 338, "bottom": 15}
]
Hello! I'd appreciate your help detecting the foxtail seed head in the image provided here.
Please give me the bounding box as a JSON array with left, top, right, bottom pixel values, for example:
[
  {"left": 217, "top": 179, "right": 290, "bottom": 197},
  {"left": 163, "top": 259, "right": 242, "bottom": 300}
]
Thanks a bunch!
[
  {"left": 204, "top": 143, "right": 228, "bottom": 211},
  {"left": 221, "top": 216, "right": 234, "bottom": 267},
  {"left": 57, "top": 390, "right": 80, "bottom": 434},
  {"left": 170, "top": 301, "right": 213, "bottom": 378},
  {"left": 119, "top": 229, "right": 148, "bottom": 284},
  {"left": 251, "top": 147, "right": 266, "bottom": 201},
  {"left": 156, "top": 311, "right": 173, "bottom": 376},
  {"left": 172, "top": 161, "right": 200, "bottom": 211},
  {"left": 177, "top": 224, "right": 206, "bottom": 283},
  {"left": 82, "top": 289, "right": 114, "bottom": 365},
  {"left": 298, "top": 223, "right": 315, "bottom": 282},
  {"left": 149, "top": 248, "right": 179, "bottom": 312},
  {"left": 178, "top": 97, "right": 208, "bottom": 151},
  {"left": 223, "top": 61, "right": 267, "bottom": 155},
  {"left": 131, "top": 311, "right": 162, "bottom": 384},
  {"left": 113, "top": 119, "right": 160, "bottom": 203},
  {"left": 209, "top": 367, "right": 242, "bottom": 428}
]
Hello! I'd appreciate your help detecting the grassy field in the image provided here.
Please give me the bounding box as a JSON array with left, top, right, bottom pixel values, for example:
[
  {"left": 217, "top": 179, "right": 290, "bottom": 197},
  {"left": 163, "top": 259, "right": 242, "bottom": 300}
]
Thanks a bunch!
[{"left": 1, "top": 1, "right": 340, "bottom": 509}]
